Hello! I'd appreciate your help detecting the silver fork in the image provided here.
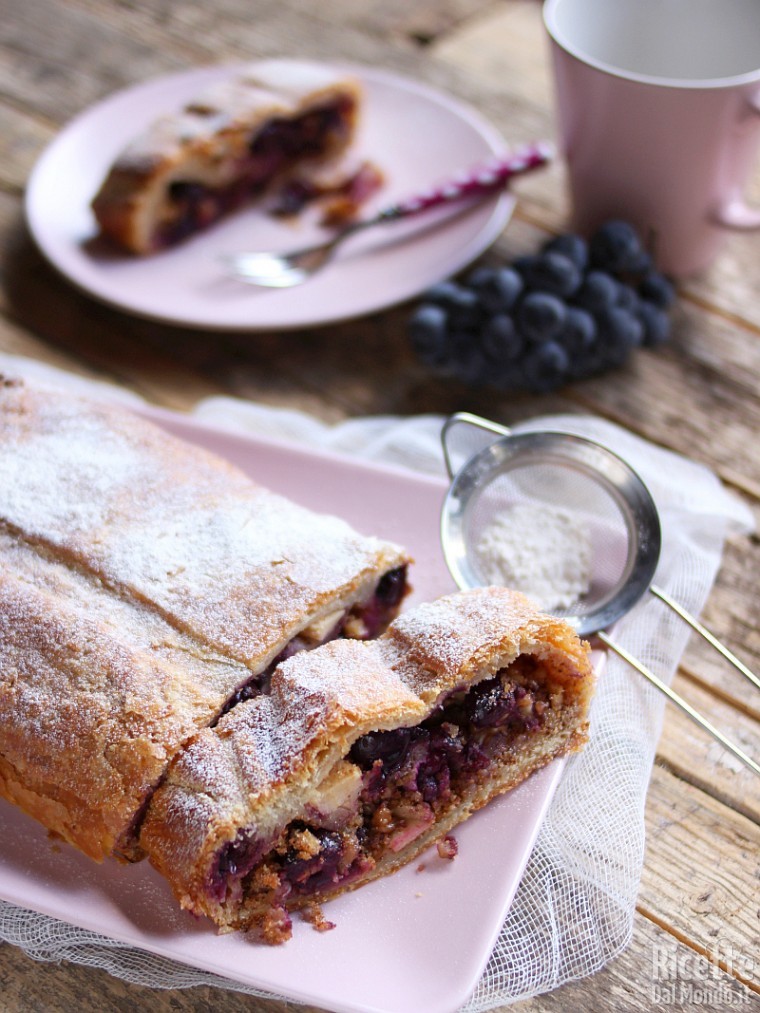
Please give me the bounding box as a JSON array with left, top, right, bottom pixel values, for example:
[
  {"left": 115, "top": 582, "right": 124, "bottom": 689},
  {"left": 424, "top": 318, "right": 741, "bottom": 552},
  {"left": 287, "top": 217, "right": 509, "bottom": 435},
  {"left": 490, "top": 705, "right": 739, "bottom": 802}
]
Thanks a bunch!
[{"left": 221, "top": 141, "right": 554, "bottom": 288}]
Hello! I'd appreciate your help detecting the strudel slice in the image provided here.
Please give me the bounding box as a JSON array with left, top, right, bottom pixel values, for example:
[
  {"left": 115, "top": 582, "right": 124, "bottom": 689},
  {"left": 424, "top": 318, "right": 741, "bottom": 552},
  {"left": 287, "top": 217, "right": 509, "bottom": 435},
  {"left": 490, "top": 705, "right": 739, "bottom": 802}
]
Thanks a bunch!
[
  {"left": 140, "top": 587, "right": 595, "bottom": 942},
  {"left": 91, "top": 60, "right": 362, "bottom": 253},
  {"left": 0, "top": 378, "right": 409, "bottom": 861}
]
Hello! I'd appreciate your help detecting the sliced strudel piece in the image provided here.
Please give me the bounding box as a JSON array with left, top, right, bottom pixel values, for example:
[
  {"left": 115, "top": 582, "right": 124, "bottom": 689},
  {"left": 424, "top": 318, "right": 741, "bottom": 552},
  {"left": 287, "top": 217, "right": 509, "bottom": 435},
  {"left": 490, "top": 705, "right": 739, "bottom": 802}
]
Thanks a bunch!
[
  {"left": 91, "top": 60, "right": 362, "bottom": 253},
  {"left": 140, "top": 587, "right": 595, "bottom": 942},
  {"left": 0, "top": 377, "right": 409, "bottom": 861}
]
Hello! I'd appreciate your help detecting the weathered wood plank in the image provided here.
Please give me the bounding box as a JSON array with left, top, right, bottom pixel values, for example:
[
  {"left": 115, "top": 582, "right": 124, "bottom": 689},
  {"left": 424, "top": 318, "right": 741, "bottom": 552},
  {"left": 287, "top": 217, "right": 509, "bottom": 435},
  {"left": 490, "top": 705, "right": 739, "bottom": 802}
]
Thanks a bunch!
[
  {"left": 655, "top": 673, "right": 760, "bottom": 824},
  {"left": 0, "top": 102, "right": 52, "bottom": 194},
  {"left": 433, "top": 0, "right": 555, "bottom": 111},
  {"left": 0, "top": 0, "right": 196, "bottom": 124},
  {"left": 639, "top": 764, "right": 760, "bottom": 986},
  {"left": 514, "top": 911, "right": 759, "bottom": 1012}
]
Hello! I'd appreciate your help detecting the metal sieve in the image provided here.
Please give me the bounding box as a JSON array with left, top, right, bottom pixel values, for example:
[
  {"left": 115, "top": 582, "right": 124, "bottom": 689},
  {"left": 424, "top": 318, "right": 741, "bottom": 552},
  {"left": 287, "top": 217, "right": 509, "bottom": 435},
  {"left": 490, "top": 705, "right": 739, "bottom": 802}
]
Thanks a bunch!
[{"left": 440, "top": 412, "right": 759, "bottom": 777}]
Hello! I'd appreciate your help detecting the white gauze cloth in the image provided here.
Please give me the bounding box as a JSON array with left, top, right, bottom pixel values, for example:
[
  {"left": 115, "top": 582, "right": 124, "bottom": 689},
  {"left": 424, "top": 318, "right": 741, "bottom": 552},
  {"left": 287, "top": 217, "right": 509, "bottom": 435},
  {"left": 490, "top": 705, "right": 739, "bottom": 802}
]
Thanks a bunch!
[{"left": 0, "top": 352, "right": 753, "bottom": 1009}]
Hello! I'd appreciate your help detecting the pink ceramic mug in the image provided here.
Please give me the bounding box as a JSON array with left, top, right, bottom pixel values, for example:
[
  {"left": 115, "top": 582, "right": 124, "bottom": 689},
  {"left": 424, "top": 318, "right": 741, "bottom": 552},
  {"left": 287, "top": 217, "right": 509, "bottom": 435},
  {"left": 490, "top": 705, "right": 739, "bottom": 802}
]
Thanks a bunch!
[{"left": 543, "top": 0, "right": 760, "bottom": 276}]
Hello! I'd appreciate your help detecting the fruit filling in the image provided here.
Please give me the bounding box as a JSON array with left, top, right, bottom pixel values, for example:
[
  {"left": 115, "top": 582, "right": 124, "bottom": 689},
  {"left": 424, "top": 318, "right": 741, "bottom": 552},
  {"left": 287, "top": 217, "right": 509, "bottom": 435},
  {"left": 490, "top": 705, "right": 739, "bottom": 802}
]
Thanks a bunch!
[
  {"left": 220, "top": 565, "right": 409, "bottom": 714},
  {"left": 271, "top": 160, "right": 384, "bottom": 224},
  {"left": 158, "top": 98, "right": 356, "bottom": 248},
  {"left": 208, "top": 653, "right": 558, "bottom": 941}
]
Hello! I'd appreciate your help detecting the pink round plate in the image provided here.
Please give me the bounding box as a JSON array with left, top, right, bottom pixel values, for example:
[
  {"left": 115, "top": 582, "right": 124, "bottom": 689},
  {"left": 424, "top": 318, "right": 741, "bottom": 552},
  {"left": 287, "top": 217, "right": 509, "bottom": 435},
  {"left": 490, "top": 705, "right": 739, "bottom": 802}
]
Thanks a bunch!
[{"left": 24, "top": 61, "right": 514, "bottom": 331}]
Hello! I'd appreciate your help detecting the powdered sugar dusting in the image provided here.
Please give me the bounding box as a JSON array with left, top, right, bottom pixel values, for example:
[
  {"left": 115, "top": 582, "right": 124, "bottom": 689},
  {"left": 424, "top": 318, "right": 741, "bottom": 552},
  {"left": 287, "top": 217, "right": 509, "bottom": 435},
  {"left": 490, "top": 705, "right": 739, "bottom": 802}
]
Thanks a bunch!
[
  {"left": 100, "top": 491, "right": 391, "bottom": 661},
  {"left": 474, "top": 505, "right": 592, "bottom": 612},
  {"left": 0, "top": 384, "right": 405, "bottom": 667},
  {"left": 274, "top": 638, "right": 423, "bottom": 729},
  {"left": 389, "top": 586, "right": 539, "bottom": 669},
  {"left": 0, "top": 571, "right": 220, "bottom": 858},
  {"left": 0, "top": 409, "right": 145, "bottom": 537}
]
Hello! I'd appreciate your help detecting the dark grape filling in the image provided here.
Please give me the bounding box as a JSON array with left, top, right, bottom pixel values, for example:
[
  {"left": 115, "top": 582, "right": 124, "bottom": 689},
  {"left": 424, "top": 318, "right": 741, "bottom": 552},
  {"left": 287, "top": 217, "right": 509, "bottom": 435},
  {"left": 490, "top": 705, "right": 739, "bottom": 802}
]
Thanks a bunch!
[
  {"left": 217, "top": 565, "right": 408, "bottom": 715},
  {"left": 355, "top": 565, "right": 409, "bottom": 639},
  {"left": 210, "top": 833, "right": 269, "bottom": 903},
  {"left": 271, "top": 160, "right": 383, "bottom": 224},
  {"left": 281, "top": 825, "right": 372, "bottom": 892},
  {"left": 156, "top": 100, "right": 354, "bottom": 249},
  {"left": 209, "top": 655, "right": 551, "bottom": 912}
]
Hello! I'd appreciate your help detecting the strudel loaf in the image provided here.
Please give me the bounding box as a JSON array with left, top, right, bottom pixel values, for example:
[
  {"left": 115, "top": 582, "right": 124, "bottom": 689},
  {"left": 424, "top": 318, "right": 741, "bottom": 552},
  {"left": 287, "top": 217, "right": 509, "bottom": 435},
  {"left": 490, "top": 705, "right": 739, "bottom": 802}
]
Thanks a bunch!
[
  {"left": 0, "top": 377, "right": 409, "bottom": 862},
  {"left": 140, "top": 586, "right": 595, "bottom": 943},
  {"left": 91, "top": 60, "right": 362, "bottom": 253}
]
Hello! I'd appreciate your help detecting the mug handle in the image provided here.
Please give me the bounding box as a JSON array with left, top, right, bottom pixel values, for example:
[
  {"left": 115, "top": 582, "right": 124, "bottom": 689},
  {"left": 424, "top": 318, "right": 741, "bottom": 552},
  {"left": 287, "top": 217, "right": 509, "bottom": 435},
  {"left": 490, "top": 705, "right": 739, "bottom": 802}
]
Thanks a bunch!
[{"left": 712, "top": 89, "right": 760, "bottom": 230}]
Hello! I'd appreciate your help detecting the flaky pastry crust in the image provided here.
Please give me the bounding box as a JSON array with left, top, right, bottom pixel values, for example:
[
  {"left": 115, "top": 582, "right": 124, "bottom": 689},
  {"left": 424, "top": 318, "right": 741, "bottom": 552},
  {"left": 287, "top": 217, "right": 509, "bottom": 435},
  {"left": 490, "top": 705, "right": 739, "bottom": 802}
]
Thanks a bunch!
[{"left": 0, "top": 377, "right": 409, "bottom": 862}]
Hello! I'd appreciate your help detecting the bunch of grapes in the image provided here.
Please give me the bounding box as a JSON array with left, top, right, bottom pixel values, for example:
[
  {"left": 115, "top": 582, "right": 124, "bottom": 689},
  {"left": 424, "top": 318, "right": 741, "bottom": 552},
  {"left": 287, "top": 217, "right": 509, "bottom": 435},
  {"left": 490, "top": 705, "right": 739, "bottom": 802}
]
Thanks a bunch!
[{"left": 407, "top": 220, "right": 675, "bottom": 393}]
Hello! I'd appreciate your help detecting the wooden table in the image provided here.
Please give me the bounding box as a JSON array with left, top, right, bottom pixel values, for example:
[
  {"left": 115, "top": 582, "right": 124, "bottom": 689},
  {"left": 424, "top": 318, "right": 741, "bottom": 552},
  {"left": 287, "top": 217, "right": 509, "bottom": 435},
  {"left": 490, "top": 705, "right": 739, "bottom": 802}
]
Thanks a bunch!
[{"left": 1, "top": 1, "right": 759, "bottom": 1010}]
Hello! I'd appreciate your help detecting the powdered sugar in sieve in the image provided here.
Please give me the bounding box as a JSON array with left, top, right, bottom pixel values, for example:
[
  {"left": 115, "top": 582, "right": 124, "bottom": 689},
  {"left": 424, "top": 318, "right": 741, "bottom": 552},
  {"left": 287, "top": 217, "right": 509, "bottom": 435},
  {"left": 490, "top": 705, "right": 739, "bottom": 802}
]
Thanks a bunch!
[{"left": 474, "top": 504, "right": 592, "bottom": 612}]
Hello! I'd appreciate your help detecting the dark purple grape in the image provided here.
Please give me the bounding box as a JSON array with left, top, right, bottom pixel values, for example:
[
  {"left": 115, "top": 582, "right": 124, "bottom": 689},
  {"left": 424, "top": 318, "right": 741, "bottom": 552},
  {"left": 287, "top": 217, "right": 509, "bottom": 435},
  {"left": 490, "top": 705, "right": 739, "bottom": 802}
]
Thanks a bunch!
[
  {"left": 516, "top": 291, "right": 567, "bottom": 343},
  {"left": 639, "top": 272, "right": 675, "bottom": 309},
  {"left": 446, "top": 332, "right": 491, "bottom": 386},
  {"left": 589, "top": 220, "right": 643, "bottom": 273},
  {"left": 481, "top": 313, "right": 523, "bottom": 361},
  {"left": 467, "top": 265, "right": 524, "bottom": 313},
  {"left": 283, "top": 827, "right": 345, "bottom": 889},
  {"left": 425, "top": 281, "right": 481, "bottom": 328},
  {"left": 465, "top": 265, "right": 497, "bottom": 289},
  {"left": 522, "top": 251, "right": 582, "bottom": 298},
  {"left": 542, "top": 232, "right": 589, "bottom": 271},
  {"left": 625, "top": 248, "right": 654, "bottom": 277},
  {"left": 558, "top": 306, "right": 596, "bottom": 359},
  {"left": 466, "top": 678, "right": 511, "bottom": 727},
  {"left": 615, "top": 281, "right": 641, "bottom": 313},
  {"left": 407, "top": 304, "right": 449, "bottom": 365},
  {"left": 406, "top": 220, "right": 674, "bottom": 393},
  {"left": 522, "top": 340, "right": 570, "bottom": 392},
  {"left": 349, "top": 727, "right": 413, "bottom": 770},
  {"left": 637, "top": 301, "right": 671, "bottom": 346},
  {"left": 424, "top": 280, "right": 462, "bottom": 304},
  {"left": 573, "top": 270, "right": 619, "bottom": 313},
  {"left": 596, "top": 306, "right": 644, "bottom": 365},
  {"left": 374, "top": 566, "right": 407, "bottom": 606}
]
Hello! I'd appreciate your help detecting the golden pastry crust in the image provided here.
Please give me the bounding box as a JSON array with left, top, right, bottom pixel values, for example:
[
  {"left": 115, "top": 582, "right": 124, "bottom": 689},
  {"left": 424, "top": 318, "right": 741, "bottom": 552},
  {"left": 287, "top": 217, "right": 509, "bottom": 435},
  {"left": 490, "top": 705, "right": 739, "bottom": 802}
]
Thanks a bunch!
[
  {"left": 140, "top": 587, "right": 595, "bottom": 940},
  {"left": 0, "top": 377, "right": 409, "bottom": 862},
  {"left": 91, "top": 60, "right": 362, "bottom": 253}
]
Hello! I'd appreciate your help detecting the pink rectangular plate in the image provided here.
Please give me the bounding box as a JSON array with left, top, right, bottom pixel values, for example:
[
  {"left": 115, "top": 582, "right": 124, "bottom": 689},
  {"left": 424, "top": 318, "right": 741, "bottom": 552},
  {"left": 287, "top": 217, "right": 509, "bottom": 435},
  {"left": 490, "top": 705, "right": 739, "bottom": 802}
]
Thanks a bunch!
[{"left": 0, "top": 407, "right": 572, "bottom": 1013}]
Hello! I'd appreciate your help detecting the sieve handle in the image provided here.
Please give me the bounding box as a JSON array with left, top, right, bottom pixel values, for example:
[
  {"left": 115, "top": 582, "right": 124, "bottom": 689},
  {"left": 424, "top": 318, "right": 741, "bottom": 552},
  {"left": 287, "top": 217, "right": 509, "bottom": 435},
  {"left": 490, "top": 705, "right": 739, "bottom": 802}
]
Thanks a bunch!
[
  {"left": 597, "top": 630, "right": 760, "bottom": 778},
  {"left": 650, "top": 584, "right": 760, "bottom": 693},
  {"left": 441, "top": 412, "right": 511, "bottom": 479}
]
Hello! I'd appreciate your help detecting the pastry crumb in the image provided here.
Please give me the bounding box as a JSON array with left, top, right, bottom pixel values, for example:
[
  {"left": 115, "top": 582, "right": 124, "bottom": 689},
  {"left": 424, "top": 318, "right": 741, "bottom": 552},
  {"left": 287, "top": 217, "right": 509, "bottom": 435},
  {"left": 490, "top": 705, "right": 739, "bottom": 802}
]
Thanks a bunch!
[
  {"left": 301, "top": 901, "right": 336, "bottom": 933},
  {"left": 437, "top": 835, "right": 458, "bottom": 861},
  {"left": 260, "top": 905, "right": 293, "bottom": 945},
  {"left": 416, "top": 862, "right": 427, "bottom": 873}
]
